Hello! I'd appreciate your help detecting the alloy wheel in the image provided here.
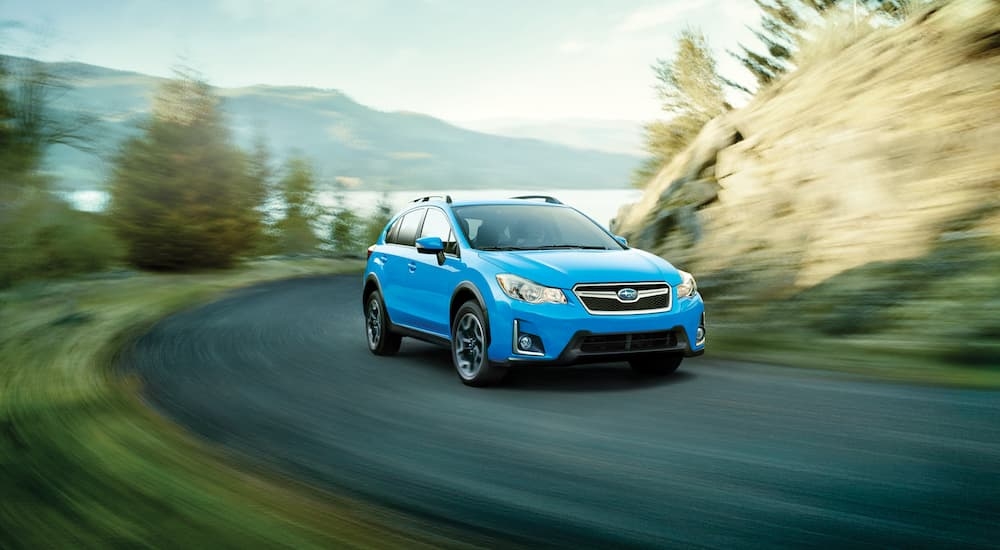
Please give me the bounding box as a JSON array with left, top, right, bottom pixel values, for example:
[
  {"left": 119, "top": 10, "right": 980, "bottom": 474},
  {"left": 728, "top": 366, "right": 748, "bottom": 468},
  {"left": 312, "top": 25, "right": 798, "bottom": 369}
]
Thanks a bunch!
[
  {"left": 453, "top": 312, "right": 485, "bottom": 379},
  {"left": 366, "top": 298, "right": 382, "bottom": 349}
]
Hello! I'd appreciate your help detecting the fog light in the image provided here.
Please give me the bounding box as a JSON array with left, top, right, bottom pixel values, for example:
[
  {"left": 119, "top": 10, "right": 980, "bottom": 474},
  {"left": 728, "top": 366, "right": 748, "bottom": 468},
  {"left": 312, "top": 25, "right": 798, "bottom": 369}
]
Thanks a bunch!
[
  {"left": 696, "top": 326, "right": 705, "bottom": 342},
  {"left": 513, "top": 321, "right": 545, "bottom": 355}
]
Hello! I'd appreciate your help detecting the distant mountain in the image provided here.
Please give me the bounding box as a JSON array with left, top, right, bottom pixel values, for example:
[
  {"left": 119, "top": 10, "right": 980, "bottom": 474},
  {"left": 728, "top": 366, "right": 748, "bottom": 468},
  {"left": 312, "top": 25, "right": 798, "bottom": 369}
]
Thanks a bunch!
[
  {"left": 454, "top": 117, "right": 645, "bottom": 157},
  {"left": 4, "top": 56, "right": 641, "bottom": 191}
]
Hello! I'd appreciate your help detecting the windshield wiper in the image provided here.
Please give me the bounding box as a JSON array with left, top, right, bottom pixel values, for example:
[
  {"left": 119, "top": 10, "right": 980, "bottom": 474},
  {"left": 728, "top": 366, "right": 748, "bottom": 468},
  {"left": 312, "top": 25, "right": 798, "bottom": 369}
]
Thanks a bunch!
[
  {"left": 533, "top": 245, "right": 608, "bottom": 250},
  {"left": 477, "top": 246, "right": 533, "bottom": 251}
]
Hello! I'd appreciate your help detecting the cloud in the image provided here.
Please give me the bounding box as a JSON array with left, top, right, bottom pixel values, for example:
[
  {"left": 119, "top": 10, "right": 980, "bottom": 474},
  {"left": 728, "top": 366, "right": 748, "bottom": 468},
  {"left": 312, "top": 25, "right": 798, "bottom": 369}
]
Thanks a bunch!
[
  {"left": 391, "top": 47, "right": 419, "bottom": 64},
  {"left": 614, "top": 1, "right": 704, "bottom": 33},
  {"left": 557, "top": 40, "right": 587, "bottom": 54},
  {"left": 0, "top": 20, "right": 26, "bottom": 31},
  {"left": 215, "top": 0, "right": 334, "bottom": 20}
]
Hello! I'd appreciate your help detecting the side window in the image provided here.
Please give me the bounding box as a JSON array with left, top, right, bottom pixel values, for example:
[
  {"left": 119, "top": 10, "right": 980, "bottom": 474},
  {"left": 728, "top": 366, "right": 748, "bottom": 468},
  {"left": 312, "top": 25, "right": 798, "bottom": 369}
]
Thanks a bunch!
[
  {"left": 391, "top": 209, "right": 425, "bottom": 247},
  {"left": 420, "top": 208, "right": 459, "bottom": 255},
  {"left": 385, "top": 218, "right": 401, "bottom": 244}
]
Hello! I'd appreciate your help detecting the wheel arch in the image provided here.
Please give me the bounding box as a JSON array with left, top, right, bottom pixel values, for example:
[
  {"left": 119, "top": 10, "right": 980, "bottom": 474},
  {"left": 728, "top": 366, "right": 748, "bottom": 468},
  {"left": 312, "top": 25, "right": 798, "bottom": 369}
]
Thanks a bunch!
[
  {"left": 450, "top": 282, "right": 490, "bottom": 343},
  {"left": 363, "top": 274, "right": 382, "bottom": 308}
]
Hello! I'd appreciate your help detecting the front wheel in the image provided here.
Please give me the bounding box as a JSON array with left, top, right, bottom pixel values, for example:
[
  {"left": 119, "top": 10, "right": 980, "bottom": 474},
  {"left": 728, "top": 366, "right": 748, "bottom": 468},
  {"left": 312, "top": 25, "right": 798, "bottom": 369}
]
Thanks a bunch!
[
  {"left": 629, "top": 352, "right": 683, "bottom": 376},
  {"left": 451, "top": 301, "right": 507, "bottom": 387},
  {"left": 365, "top": 291, "right": 401, "bottom": 356}
]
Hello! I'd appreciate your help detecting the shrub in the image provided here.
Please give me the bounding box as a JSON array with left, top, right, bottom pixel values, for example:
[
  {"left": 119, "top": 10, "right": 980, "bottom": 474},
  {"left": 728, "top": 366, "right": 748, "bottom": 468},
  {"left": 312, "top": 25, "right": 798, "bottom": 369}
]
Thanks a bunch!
[{"left": 0, "top": 191, "right": 121, "bottom": 287}]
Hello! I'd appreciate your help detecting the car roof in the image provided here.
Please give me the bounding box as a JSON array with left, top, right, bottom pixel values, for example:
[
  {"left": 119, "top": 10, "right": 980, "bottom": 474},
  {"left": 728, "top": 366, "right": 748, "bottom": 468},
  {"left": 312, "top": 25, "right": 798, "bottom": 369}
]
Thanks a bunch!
[
  {"left": 451, "top": 199, "right": 567, "bottom": 208},
  {"left": 405, "top": 195, "right": 570, "bottom": 209}
]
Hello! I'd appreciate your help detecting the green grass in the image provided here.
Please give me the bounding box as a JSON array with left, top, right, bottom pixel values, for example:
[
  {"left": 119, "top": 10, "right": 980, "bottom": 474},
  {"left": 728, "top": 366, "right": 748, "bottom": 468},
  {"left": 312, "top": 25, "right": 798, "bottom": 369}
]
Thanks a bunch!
[
  {"left": 702, "top": 216, "right": 1000, "bottom": 389},
  {"left": 0, "top": 258, "right": 481, "bottom": 549},
  {"left": 709, "top": 325, "right": 1000, "bottom": 389}
]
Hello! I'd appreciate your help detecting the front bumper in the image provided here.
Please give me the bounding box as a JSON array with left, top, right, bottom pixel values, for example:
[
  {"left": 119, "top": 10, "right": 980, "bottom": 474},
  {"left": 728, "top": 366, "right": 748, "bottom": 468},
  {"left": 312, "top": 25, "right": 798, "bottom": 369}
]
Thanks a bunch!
[{"left": 487, "top": 291, "right": 706, "bottom": 366}]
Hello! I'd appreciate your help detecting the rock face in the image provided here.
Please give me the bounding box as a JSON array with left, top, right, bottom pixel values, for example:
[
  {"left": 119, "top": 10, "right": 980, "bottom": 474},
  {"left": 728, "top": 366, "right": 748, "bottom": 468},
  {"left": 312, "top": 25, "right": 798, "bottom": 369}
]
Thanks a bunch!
[{"left": 615, "top": 0, "right": 1000, "bottom": 296}]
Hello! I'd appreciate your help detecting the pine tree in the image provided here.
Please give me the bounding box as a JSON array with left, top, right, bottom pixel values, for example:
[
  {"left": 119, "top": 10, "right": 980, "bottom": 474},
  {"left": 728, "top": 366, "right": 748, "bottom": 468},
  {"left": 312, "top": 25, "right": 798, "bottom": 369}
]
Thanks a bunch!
[
  {"left": 329, "top": 205, "right": 360, "bottom": 256},
  {"left": 730, "top": 0, "right": 918, "bottom": 93},
  {"left": 634, "top": 28, "right": 728, "bottom": 187},
  {"left": 363, "top": 194, "right": 394, "bottom": 246},
  {"left": 108, "top": 70, "right": 264, "bottom": 269},
  {"left": 274, "top": 156, "right": 320, "bottom": 254},
  {"left": 246, "top": 132, "right": 274, "bottom": 213}
]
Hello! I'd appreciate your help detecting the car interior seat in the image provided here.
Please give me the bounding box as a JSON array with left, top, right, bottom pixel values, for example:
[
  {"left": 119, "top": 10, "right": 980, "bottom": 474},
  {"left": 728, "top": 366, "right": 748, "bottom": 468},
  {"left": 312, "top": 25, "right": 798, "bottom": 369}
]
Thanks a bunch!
[{"left": 474, "top": 223, "right": 503, "bottom": 248}]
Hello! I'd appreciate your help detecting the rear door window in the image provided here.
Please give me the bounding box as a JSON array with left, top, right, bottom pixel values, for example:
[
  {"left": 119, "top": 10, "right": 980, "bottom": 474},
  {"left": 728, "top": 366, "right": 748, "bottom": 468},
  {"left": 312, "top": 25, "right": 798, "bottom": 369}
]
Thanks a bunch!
[{"left": 389, "top": 209, "right": 426, "bottom": 247}]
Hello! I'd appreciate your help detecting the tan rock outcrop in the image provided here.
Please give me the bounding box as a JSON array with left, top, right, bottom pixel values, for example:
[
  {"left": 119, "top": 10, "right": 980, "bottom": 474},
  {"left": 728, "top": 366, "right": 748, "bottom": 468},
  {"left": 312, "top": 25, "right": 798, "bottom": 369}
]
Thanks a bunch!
[{"left": 616, "top": 0, "right": 1000, "bottom": 292}]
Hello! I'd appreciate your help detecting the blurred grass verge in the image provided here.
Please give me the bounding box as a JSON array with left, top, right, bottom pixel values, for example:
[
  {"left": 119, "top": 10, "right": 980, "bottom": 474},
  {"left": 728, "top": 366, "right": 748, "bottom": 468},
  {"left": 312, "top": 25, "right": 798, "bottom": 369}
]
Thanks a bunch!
[
  {"left": 0, "top": 259, "right": 484, "bottom": 549},
  {"left": 704, "top": 208, "right": 1000, "bottom": 388},
  {"left": 709, "top": 328, "right": 1000, "bottom": 389}
]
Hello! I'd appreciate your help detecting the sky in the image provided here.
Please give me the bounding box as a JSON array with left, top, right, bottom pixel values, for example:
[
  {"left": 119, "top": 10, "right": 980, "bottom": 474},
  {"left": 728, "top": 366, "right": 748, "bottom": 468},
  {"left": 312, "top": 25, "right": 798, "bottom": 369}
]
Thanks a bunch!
[{"left": 1, "top": 0, "right": 761, "bottom": 124}]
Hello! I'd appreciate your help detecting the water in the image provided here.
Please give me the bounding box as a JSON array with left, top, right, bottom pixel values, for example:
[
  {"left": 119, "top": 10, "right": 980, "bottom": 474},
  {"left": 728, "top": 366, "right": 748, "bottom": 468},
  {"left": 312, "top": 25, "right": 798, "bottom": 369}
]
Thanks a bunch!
[
  {"left": 67, "top": 188, "right": 643, "bottom": 229},
  {"left": 66, "top": 190, "right": 111, "bottom": 212}
]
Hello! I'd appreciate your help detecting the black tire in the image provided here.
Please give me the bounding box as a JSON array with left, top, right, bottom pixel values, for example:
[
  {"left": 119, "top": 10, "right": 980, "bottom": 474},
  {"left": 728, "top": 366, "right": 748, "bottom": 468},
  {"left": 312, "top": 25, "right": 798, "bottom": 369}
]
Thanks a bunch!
[
  {"left": 451, "top": 301, "right": 507, "bottom": 387},
  {"left": 365, "top": 290, "right": 401, "bottom": 356},
  {"left": 629, "top": 352, "right": 683, "bottom": 376}
]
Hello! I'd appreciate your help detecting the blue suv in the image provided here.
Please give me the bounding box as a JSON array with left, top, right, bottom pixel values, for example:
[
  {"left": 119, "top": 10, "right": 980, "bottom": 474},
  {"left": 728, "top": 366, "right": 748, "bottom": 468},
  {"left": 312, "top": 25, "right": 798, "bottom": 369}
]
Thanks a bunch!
[{"left": 362, "top": 195, "right": 705, "bottom": 386}]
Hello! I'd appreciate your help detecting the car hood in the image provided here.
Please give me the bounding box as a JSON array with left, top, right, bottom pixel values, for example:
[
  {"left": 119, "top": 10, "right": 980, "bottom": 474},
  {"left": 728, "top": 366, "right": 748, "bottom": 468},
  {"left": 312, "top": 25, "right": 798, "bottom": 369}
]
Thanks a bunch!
[{"left": 477, "top": 248, "right": 681, "bottom": 288}]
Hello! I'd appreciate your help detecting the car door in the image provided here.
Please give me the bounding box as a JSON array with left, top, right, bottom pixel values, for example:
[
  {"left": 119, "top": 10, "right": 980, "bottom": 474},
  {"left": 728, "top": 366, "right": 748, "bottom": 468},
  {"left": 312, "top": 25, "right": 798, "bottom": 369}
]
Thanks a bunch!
[
  {"left": 406, "top": 207, "right": 462, "bottom": 338},
  {"left": 378, "top": 207, "right": 425, "bottom": 328}
]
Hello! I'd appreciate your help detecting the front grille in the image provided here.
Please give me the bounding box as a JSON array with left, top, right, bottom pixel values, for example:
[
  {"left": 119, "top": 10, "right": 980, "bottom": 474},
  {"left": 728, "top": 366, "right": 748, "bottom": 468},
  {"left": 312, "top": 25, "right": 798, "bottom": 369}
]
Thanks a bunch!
[
  {"left": 579, "top": 331, "right": 676, "bottom": 353},
  {"left": 573, "top": 282, "right": 671, "bottom": 315}
]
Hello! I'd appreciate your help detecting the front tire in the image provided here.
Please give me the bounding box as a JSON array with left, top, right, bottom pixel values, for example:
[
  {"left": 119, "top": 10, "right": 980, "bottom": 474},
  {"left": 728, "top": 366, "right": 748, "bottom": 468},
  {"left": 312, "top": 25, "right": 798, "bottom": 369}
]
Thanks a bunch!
[
  {"left": 629, "top": 352, "right": 683, "bottom": 376},
  {"left": 365, "top": 291, "right": 401, "bottom": 356},
  {"left": 451, "top": 301, "right": 507, "bottom": 387}
]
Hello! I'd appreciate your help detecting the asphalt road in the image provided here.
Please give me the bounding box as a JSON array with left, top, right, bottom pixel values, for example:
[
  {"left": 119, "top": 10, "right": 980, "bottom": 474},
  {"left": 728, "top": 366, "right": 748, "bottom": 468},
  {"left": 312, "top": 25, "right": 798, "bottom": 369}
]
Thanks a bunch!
[{"left": 126, "top": 275, "right": 1000, "bottom": 548}]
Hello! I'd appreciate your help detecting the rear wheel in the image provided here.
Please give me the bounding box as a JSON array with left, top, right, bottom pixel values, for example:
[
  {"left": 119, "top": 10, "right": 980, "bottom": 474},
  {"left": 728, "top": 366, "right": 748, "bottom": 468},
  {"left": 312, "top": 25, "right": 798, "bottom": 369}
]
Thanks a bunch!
[
  {"left": 629, "top": 352, "right": 683, "bottom": 376},
  {"left": 365, "top": 291, "right": 401, "bottom": 356},
  {"left": 452, "top": 301, "right": 507, "bottom": 387}
]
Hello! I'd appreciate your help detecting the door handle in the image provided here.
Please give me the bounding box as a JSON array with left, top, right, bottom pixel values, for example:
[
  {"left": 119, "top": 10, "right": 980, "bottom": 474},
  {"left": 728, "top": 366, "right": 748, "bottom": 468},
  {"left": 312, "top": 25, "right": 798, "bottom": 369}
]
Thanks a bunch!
[{"left": 407, "top": 262, "right": 417, "bottom": 273}]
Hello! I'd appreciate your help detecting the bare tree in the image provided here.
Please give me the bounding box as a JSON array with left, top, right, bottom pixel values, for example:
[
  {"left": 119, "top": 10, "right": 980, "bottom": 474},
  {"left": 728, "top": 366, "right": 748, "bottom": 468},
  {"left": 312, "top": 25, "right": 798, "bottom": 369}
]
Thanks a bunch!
[{"left": 0, "top": 57, "right": 98, "bottom": 185}]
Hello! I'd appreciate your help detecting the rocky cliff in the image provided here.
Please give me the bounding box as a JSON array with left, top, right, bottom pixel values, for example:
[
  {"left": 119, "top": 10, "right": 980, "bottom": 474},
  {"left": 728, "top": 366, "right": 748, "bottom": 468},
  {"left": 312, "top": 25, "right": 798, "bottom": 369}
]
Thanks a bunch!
[{"left": 614, "top": 0, "right": 999, "bottom": 369}]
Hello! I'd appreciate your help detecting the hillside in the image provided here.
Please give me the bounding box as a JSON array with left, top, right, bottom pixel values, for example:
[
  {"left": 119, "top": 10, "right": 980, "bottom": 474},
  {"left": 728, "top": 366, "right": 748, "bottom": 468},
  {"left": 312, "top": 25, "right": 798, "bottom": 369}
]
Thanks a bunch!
[
  {"left": 455, "top": 117, "right": 644, "bottom": 156},
  {"left": 614, "top": 0, "right": 999, "bottom": 374},
  {"left": 3, "top": 57, "right": 640, "bottom": 191}
]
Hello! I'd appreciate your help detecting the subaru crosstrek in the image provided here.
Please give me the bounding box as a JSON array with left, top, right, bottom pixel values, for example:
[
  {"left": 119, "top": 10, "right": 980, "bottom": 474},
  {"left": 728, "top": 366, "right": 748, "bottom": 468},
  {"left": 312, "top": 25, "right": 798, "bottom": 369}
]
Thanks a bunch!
[{"left": 362, "top": 195, "right": 705, "bottom": 386}]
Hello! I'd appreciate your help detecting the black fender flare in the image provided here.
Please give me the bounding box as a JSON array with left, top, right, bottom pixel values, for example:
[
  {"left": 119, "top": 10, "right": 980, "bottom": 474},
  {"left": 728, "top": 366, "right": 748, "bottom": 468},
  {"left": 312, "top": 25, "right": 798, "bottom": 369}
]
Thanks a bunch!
[
  {"left": 362, "top": 274, "right": 383, "bottom": 309},
  {"left": 450, "top": 281, "right": 492, "bottom": 346}
]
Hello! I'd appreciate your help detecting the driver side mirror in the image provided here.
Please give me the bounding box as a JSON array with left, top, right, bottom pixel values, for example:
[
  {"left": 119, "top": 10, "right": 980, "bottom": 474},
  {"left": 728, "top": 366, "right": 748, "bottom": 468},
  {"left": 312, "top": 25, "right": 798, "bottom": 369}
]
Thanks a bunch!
[
  {"left": 614, "top": 235, "right": 628, "bottom": 247},
  {"left": 415, "top": 236, "right": 447, "bottom": 265},
  {"left": 416, "top": 236, "right": 444, "bottom": 253}
]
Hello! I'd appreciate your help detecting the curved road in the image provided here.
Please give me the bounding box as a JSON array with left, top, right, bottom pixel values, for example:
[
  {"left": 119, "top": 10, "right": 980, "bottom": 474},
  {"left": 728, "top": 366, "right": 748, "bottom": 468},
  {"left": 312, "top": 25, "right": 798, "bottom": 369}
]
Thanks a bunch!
[{"left": 126, "top": 275, "right": 1000, "bottom": 548}]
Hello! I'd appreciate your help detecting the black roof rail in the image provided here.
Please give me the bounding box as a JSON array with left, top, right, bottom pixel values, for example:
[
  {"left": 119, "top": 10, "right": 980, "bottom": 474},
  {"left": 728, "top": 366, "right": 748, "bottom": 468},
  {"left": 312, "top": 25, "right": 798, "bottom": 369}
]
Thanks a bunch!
[
  {"left": 411, "top": 195, "right": 452, "bottom": 204},
  {"left": 511, "top": 195, "right": 563, "bottom": 204}
]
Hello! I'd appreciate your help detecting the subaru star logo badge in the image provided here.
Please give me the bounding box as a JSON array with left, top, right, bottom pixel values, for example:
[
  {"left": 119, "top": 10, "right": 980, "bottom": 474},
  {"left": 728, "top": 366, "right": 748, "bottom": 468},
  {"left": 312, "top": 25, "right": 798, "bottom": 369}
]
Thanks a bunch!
[{"left": 617, "top": 288, "right": 639, "bottom": 302}]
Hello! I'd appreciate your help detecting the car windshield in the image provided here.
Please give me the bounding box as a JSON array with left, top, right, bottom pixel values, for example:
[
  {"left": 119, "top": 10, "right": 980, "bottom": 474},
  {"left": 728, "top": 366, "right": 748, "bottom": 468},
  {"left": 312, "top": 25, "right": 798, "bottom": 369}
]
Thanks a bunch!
[{"left": 453, "top": 204, "right": 623, "bottom": 251}]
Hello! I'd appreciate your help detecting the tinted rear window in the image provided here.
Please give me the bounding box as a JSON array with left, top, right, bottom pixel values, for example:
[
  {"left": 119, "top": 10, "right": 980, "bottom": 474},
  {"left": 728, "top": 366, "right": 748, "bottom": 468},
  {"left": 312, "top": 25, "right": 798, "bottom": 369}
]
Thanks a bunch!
[{"left": 389, "top": 209, "right": 426, "bottom": 246}]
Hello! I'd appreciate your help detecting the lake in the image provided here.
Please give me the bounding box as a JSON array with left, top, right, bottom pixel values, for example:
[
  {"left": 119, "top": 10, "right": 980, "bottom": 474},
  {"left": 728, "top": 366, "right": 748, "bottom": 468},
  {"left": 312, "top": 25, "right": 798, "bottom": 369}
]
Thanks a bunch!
[{"left": 68, "top": 188, "right": 644, "bottom": 228}]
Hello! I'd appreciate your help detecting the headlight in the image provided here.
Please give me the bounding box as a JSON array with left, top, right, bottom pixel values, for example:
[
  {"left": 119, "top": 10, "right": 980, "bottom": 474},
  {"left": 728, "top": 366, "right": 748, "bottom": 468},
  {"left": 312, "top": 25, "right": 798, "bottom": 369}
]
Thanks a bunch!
[
  {"left": 676, "top": 270, "right": 698, "bottom": 298},
  {"left": 496, "top": 274, "right": 567, "bottom": 304}
]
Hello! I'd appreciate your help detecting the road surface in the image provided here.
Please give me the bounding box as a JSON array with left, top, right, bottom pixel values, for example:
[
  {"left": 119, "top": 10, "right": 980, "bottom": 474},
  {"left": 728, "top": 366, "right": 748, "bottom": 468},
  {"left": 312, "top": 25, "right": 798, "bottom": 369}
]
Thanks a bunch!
[{"left": 124, "top": 275, "right": 1000, "bottom": 548}]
